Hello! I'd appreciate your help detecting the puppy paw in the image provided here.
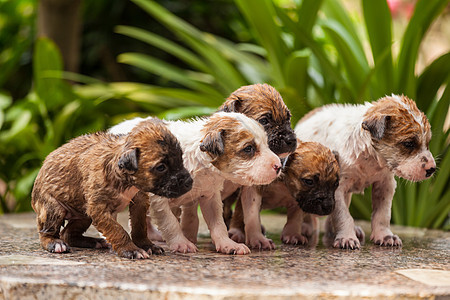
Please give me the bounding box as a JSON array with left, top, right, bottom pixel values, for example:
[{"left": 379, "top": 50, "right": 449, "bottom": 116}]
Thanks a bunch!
[
  {"left": 215, "top": 239, "right": 251, "bottom": 255},
  {"left": 228, "top": 228, "right": 245, "bottom": 243},
  {"left": 169, "top": 240, "right": 198, "bottom": 254},
  {"left": 95, "top": 238, "right": 111, "bottom": 249},
  {"left": 247, "top": 235, "right": 275, "bottom": 250},
  {"left": 371, "top": 234, "right": 402, "bottom": 247},
  {"left": 282, "top": 233, "right": 308, "bottom": 245},
  {"left": 333, "top": 236, "right": 361, "bottom": 250},
  {"left": 149, "top": 244, "right": 165, "bottom": 255},
  {"left": 118, "top": 247, "right": 150, "bottom": 259},
  {"left": 355, "top": 226, "right": 365, "bottom": 243},
  {"left": 46, "top": 240, "right": 71, "bottom": 253}
]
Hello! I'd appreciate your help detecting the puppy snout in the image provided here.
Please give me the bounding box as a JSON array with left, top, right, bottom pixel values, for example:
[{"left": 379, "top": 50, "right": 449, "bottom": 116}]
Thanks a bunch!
[
  {"left": 273, "top": 162, "right": 282, "bottom": 174},
  {"left": 178, "top": 170, "right": 193, "bottom": 190},
  {"left": 425, "top": 167, "right": 436, "bottom": 178}
]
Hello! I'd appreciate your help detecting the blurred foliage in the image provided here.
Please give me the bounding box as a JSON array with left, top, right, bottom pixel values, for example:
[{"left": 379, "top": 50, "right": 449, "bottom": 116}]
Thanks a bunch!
[{"left": 0, "top": 0, "right": 448, "bottom": 230}]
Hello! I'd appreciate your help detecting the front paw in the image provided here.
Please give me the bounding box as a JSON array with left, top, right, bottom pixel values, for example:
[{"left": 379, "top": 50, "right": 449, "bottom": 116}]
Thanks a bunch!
[
  {"left": 118, "top": 247, "right": 150, "bottom": 259},
  {"left": 228, "top": 228, "right": 245, "bottom": 243},
  {"left": 282, "top": 233, "right": 308, "bottom": 245},
  {"left": 371, "top": 233, "right": 402, "bottom": 247},
  {"left": 333, "top": 235, "right": 361, "bottom": 250},
  {"left": 215, "top": 239, "right": 251, "bottom": 255},
  {"left": 169, "top": 239, "right": 198, "bottom": 253},
  {"left": 139, "top": 243, "right": 165, "bottom": 255},
  {"left": 246, "top": 235, "right": 275, "bottom": 250},
  {"left": 46, "top": 240, "right": 71, "bottom": 253}
]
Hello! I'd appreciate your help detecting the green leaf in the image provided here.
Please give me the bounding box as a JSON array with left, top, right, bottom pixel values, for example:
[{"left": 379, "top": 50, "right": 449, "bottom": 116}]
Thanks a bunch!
[
  {"left": 417, "top": 52, "right": 450, "bottom": 112},
  {"left": 362, "top": 0, "right": 394, "bottom": 95},
  {"left": 235, "top": 0, "right": 287, "bottom": 87},
  {"left": 116, "top": 25, "right": 210, "bottom": 73},
  {"left": 396, "top": 0, "right": 449, "bottom": 97}
]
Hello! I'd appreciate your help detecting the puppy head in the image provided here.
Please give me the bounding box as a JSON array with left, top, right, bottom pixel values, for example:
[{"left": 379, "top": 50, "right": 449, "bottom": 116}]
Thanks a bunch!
[
  {"left": 200, "top": 112, "right": 282, "bottom": 186},
  {"left": 282, "top": 140, "right": 340, "bottom": 215},
  {"left": 362, "top": 95, "right": 436, "bottom": 182},
  {"left": 118, "top": 119, "right": 193, "bottom": 198},
  {"left": 218, "top": 83, "right": 297, "bottom": 158}
]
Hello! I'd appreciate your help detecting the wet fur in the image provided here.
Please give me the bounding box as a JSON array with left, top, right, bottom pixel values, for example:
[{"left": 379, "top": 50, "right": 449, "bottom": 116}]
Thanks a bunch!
[
  {"left": 295, "top": 95, "right": 436, "bottom": 249},
  {"left": 32, "top": 119, "right": 192, "bottom": 259}
]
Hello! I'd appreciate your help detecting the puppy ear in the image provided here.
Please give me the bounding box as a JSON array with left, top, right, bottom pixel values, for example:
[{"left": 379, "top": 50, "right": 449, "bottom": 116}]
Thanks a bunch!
[
  {"left": 200, "top": 130, "right": 224, "bottom": 156},
  {"left": 362, "top": 115, "right": 391, "bottom": 139},
  {"left": 118, "top": 148, "right": 140, "bottom": 173},
  {"left": 218, "top": 96, "right": 243, "bottom": 112}
]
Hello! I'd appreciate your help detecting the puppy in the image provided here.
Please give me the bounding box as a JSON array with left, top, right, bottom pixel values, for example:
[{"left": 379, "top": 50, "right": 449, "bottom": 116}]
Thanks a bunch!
[
  {"left": 228, "top": 141, "right": 340, "bottom": 249},
  {"left": 295, "top": 95, "right": 436, "bottom": 249},
  {"left": 109, "top": 112, "right": 282, "bottom": 254},
  {"left": 218, "top": 84, "right": 297, "bottom": 227},
  {"left": 32, "top": 119, "right": 192, "bottom": 259}
]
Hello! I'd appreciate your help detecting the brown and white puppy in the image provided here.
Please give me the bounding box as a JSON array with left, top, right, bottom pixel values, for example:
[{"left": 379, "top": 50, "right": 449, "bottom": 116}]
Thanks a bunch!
[
  {"left": 218, "top": 84, "right": 297, "bottom": 226},
  {"left": 295, "top": 95, "right": 436, "bottom": 249},
  {"left": 32, "top": 119, "right": 192, "bottom": 259},
  {"left": 228, "top": 141, "right": 340, "bottom": 249},
  {"left": 109, "top": 112, "right": 282, "bottom": 254}
]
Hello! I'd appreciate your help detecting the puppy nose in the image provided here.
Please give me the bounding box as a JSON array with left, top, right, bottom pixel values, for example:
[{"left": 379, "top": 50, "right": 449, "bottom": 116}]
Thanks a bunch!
[
  {"left": 274, "top": 163, "right": 282, "bottom": 174},
  {"left": 425, "top": 167, "right": 436, "bottom": 177}
]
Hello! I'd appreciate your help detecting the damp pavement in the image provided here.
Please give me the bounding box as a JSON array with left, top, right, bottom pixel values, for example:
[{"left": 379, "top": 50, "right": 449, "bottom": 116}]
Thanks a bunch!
[{"left": 0, "top": 212, "right": 449, "bottom": 299}]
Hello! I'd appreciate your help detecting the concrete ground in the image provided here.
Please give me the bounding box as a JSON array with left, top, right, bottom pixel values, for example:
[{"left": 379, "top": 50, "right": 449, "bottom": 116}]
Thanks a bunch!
[{"left": 0, "top": 212, "right": 449, "bottom": 299}]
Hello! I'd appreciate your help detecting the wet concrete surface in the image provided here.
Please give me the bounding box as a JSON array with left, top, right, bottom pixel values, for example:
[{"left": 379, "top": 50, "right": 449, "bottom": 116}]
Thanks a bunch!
[{"left": 0, "top": 212, "right": 449, "bottom": 299}]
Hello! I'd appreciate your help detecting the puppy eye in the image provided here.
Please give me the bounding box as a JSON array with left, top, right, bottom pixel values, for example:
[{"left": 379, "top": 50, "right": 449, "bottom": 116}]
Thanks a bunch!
[
  {"left": 302, "top": 178, "right": 314, "bottom": 186},
  {"left": 258, "top": 117, "right": 269, "bottom": 126},
  {"left": 154, "top": 163, "right": 167, "bottom": 173},
  {"left": 243, "top": 145, "right": 255, "bottom": 154},
  {"left": 402, "top": 141, "right": 416, "bottom": 149}
]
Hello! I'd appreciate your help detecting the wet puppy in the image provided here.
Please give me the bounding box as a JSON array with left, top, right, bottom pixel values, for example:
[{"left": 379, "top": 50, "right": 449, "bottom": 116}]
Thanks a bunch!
[
  {"left": 295, "top": 95, "right": 436, "bottom": 249},
  {"left": 228, "top": 141, "right": 340, "bottom": 249},
  {"left": 217, "top": 84, "right": 297, "bottom": 232},
  {"left": 110, "top": 112, "right": 282, "bottom": 254},
  {"left": 32, "top": 119, "right": 192, "bottom": 259}
]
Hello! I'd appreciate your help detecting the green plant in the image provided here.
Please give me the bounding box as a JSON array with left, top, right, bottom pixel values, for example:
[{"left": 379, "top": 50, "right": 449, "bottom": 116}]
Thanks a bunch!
[{"left": 113, "top": 0, "right": 449, "bottom": 228}]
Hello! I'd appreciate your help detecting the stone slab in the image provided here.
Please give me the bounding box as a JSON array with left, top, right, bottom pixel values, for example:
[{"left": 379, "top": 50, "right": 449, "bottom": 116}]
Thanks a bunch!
[{"left": 0, "top": 212, "right": 449, "bottom": 299}]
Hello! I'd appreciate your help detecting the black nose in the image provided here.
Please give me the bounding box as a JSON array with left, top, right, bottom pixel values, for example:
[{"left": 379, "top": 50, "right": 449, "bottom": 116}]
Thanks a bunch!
[{"left": 425, "top": 167, "right": 436, "bottom": 177}]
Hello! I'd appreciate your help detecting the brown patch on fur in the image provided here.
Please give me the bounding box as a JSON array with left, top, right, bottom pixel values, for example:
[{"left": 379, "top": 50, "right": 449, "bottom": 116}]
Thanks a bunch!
[
  {"left": 281, "top": 140, "right": 340, "bottom": 215},
  {"left": 218, "top": 83, "right": 297, "bottom": 155},
  {"left": 31, "top": 119, "right": 192, "bottom": 258},
  {"left": 362, "top": 95, "right": 432, "bottom": 169}
]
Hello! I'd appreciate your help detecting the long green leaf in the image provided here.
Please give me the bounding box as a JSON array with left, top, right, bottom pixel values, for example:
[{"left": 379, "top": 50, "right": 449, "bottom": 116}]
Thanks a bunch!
[
  {"left": 396, "top": 0, "right": 449, "bottom": 96},
  {"left": 235, "top": 0, "right": 287, "bottom": 87},
  {"left": 116, "top": 25, "right": 210, "bottom": 73},
  {"left": 362, "top": 0, "right": 394, "bottom": 95}
]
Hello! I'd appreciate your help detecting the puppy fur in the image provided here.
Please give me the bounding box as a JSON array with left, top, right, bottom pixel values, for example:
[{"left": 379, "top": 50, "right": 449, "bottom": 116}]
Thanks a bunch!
[
  {"left": 295, "top": 95, "right": 436, "bottom": 249},
  {"left": 109, "top": 112, "right": 282, "bottom": 254},
  {"left": 32, "top": 119, "right": 192, "bottom": 259},
  {"left": 228, "top": 141, "right": 340, "bottom": 249}
]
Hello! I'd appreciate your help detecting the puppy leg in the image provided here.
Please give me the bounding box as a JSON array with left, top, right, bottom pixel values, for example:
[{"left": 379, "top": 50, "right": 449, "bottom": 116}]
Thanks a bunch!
[
  {"left": 228, "top": 197, "right": 245, "bottom": 243},
  {"left": 281, "top": 206, "right": 307, "bottom": 245},
  {"left": 180, "top": 200, "right": 199, "bottom": 244},
  {"left": 150, "top": 196, "right": 197, "bottom": 253},
  {"left": 301, "top": 213, "right": 319, "bottom": 239},
  {"left": 370, "top": 176, "right": 402, "bottom": 247},
  {"left": 87, "top": 199, "right": 150, "bottom": 259},
  {"left": 146, "top": 215, "right": 163, "bottom": 242},
  {"left": 330, "top": 189, "right": 361, "bottom": 249},
  {"left": 61, "top": 217, "right": 109, "bottom": 249},
  {"left": 223, "top": 188, "right": 240, "bottom": 228},
  {"left": 129, "top": 191, "right": 164, "bottom": 255},
  {"left": 241, "top": 187, "right": 275, "bottom": 250},
  {"left": 35, "top": 198, "right": 70, "bottom": 253},
  {"left": 200, "top": 192, "right": 250, "bottom": 255}
]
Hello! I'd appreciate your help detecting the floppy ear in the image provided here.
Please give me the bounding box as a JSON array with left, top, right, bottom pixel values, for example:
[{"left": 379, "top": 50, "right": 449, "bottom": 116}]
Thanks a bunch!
[
  {"left": 118, "top": 148, "right": 140, "bottom": 173},
  {"left": 200, "top": 130, "right": 224, "bottom": 156},
  {"left": 218, "top": 96, "right": 243, "bottom": 112},
  {"left": 362, "top": 115, "right": 391, "bottom": 140}
]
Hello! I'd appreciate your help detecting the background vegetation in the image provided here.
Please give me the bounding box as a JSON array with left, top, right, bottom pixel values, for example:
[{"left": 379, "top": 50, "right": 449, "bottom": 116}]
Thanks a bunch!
[{"left": 0, "top": 0, "right": 448, "bottom": 229}]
